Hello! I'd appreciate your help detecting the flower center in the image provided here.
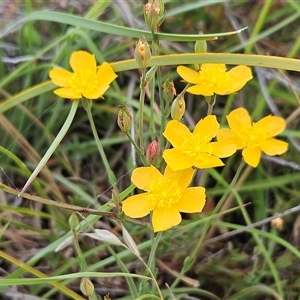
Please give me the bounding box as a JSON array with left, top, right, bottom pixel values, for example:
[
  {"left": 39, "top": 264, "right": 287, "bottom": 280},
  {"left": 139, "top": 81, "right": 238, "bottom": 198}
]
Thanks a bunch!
[
  {"left": 199, "top": 65, "right": 231, "bottom": 89},
  {"left": 147, "top": 178, "right": 182, "bottom": 208},
  {"left": 238, "top": 123, "right": 267, "bottom": 148},
  {"left": 69, "top": 69, "right": 99, "bottom": 95},
  {"left": 182, "top": 133, "right": 214, "bottom": 160}
]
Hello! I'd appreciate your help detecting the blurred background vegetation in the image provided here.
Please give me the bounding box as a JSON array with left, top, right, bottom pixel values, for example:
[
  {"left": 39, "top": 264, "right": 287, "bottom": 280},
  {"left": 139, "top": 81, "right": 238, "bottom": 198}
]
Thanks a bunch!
[{"left": 0, "top": 0, "right": 300, "bottom": 299}]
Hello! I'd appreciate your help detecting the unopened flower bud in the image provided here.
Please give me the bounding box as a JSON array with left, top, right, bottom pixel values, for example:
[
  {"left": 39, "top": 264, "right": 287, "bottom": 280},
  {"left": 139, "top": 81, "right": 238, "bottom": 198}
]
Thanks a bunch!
[
  {"left": 194, "top": 37, "right": 207, "bottom": 54},
  {"left": 171, "top": 95, "right": 186, "bottom": 121},
  {"left": 146, "top": 140, "right": 159, "bottom": 165},
  {"left": 68, "top": 213, "right": 79, "bottom": 231},
  {"left": 162, "top": 79, "right": 176, "bottom": 103},
  {"left": 135, "top": 36, "right": 151, "bottom": 69},
  {"left": 111, "top": 188, "right": 120, "bottom": 207},
  {"left": 271, "top": 217, "right": 284, "bottom": 230},
  {"left": 144, "top": 0, "right": 164, "bottom": 31},
  {"left": 194, "top": 32, "right": 207, "bottom": 71},
  {"left": 80, "top": 277, "right": 94, "bottom": 296},
  {"left": 117, "top": 105, "right": 132, "bottom": 133}
]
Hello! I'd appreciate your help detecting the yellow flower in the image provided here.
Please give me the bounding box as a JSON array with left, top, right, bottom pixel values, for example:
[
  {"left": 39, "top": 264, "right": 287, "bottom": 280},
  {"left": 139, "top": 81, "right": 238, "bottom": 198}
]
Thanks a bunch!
[
  {"left": 177, "top": 64, "right": 252, "bottom": 96},
  {"left": 217, "top": 107, "right": 288, "bottom": 167},
  {"left": 49, "top": 51, "right": 117, "bottom": 100},
  {"left": 122, "top": 165, "right": 206, "bottom": 232},
  {"left": 162, "top": 116, "right": 236, "bottom": 170}
]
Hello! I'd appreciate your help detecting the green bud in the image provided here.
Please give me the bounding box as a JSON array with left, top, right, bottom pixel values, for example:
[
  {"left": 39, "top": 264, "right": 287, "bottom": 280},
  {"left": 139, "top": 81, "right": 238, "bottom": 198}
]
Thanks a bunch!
[
  {"left": 194, "top": 32, "right": 207, "bottom": 71},
  {"left": 68, "top": 213, "right": 79, "bottom": 231},
  {"left": 162, "top": 79, "right": 176, "bottom": 103},
  {"left": 111, "top": 188, "right": 120, "bottom": 207},
  {"left": 117, "top": 105, "right": 132, "bottom": 133},
  {"left": 194, "top": 38, "right": 207, "bottom": 54},
  {"left": 144, "top": 1, "right": 160, "bottom": 31},
  {"left": 171, "top": 95, "right": 185, "bottom": 121},
  {"left": 80, "top": 277, "right": 94, "bottom": 296},
  {"left": 134, "top": 36, "right": 151, "bottom": 69}
]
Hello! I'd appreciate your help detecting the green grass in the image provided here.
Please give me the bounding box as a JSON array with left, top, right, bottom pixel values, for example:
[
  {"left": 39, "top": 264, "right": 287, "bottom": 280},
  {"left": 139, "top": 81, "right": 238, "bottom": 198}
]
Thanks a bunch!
[{"left": 0, "top": 1, "right": 300, "bottom": 299}]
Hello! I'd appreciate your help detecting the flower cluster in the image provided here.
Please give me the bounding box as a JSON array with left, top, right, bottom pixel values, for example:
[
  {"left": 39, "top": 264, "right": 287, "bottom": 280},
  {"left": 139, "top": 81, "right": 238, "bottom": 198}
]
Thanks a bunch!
[
  {"left": 49, "top": 54, "right": 288, "bottom": 233},
  {"left": 123, "top": 107, "right": 288, "bottom": 231},
  {"left": 122, "top": 63, "right": 288, "bottom": 232}
]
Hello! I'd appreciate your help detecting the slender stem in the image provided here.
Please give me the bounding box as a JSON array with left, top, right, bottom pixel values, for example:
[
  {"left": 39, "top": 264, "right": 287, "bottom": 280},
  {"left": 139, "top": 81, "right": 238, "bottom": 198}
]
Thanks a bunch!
[
  {"left": 231, "top": 191, "right": 283, "bottom": 297},
  {"left": 73, "top": 232, "right": 98, "bottom": 300},
  {"left": 138, "top": 231, "right": 163, "bottom": 299},
  {"left": 138, "top": 256, "right": 163, "bottom": 299},
  {"left": 138, "top": 69, "right": 147, "bottom": 152},
  {"left": 125, "top": 131, "right": 148, "bottom": 166},
  {"left": 171, "top": 161, "right": 245, "bottom": 288},
  {"left": 84, "top": 99, "right": 118, "bottom": 191},
  {"left": 206, "top": 94, "right": 216, "bottom": 115}
]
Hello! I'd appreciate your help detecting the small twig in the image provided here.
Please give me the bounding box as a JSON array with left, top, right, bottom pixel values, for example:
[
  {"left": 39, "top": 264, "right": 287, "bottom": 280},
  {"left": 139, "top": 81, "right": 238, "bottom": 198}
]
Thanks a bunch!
[{"left": 204, "top": 204, "right": 300, "bottom": 245}]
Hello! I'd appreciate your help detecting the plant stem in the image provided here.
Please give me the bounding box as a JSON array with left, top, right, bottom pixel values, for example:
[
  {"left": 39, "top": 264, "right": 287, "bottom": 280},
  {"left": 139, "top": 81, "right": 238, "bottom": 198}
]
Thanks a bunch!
[
  {"left": 125, "top": 131, "right": 148, "bottom": 166},
  {"left": 83, "top": 99, "right": 118, "bottom": 191},
  {"left": 171, "top": 161, "right": 245, "bottom": 288},
  {"left": 138, "top": 69, "right": 147, "bottom": 152}
]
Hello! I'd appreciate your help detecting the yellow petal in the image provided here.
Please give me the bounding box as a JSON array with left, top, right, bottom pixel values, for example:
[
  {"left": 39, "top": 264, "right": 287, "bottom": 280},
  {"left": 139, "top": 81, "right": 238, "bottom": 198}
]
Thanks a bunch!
[
  {"left": 53, "top": 87, "right": 81, "bottom": 99},
  {"left": 177, "top": 66, "right": 199, "bottom": 84},
  {"left": 193, "top": 115, "right": 219, "bottom": 138},
  {"left": 152, "top": 207, "right": 181, "bottom": 232},
  {"left": 131, "top": 165, "right": 162, "bottom": 191},
  {"left": 175, "top": 187, "right": 206, "bottom": 212},
  {"left": 163, "top": 120, "right": 192, "bottom": 148},
  {"left": 70, "top": 51, "right": 96, "bottom": 74},
  {"left": 49, "top": 68, "right": 73, "bottom": 87},
  {"left": 83, "top": 84, "right": 109, "bottom": 99},
  {"left": 163, "top": 149, "right": 194, "bottom": 170},
  {"left": 211, "top": 141, "right": 236, "bottom": 158},
  {"left": 164, "top": 166, "right": 194, "bottom": 190},
  {"left": 227, "top": 107, "right": 251, "bottom": 133},
  {"left": 226, "top": 65, "right": 252, "bottom": 93},
  {"left": 97, "top": 62, "right": 118, "bottom": 86},
  {"left": 186, "top": 84, "right": 214, "bottom": 96},
  {"left": 255, "top": 115, "right": 286, "bottom": 137},
  {"left": 122, "top": 194, "right": 153, "bottom": 218},
  {"left": 194, "top": 153, "right": 224, "bottom": 168},
  {"left": 260, "top": 138, "right": 288, "bottom": 155},
  {"left": 242, "top": 147, "right": 261, "bottom": 167},
  {"left": 201, "top": 63, "right": 226, "bottom": 73}
]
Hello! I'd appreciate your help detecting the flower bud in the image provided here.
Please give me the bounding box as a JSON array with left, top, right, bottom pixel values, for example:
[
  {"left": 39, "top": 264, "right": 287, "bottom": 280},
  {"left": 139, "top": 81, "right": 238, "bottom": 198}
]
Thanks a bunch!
[
  {"left": 162, "top": 79, "right": 176, "bottom": 103},
  {"left": 171, "top": 95, "right": 185, "bottom": 121},
  {"left": 117, "top": 105, "right": 132, "bottom": 133},
  {"left": 194, "top": 32, "right": 207, "bottom": 71},
  {"left": 194, "top": 37, "right": 207, "bottom": 54},
  {"left": 80, "top": 277, "right": 94, "bottom": 296},
  {"left": 271, "top": 217, "right": 284, "bottom": 230},
  {"left": 135, "top": 36, "right": 151, "bottom": 69},
  {"left": 146, "top": 140, "right": 159, "bottom": 165},
  {"left": 144, "top": 0, "right": 164, "bottom": 31},
  {"left": 68, "top": 213, "right": 79, "bottom": 231}
]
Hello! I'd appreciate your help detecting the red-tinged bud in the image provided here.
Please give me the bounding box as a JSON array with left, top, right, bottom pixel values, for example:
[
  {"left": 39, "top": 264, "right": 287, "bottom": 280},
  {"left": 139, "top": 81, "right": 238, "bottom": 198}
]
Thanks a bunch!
[
  {"left": 117, "top": 105, "right": 132, "bottom": 133},
  {"left": 162, "top": 79, "right": 176, "bottom": 103},
  {"left": 146, "top": 140, "right": 159, "bottom": 165},
  {"left": 171, "top": 95, "right": 185, "bottom": 121},
  {"left": 80, "top": 278, "right": 94, "bottom": 296},
  {"left": 135, "top": 36, "right": 151, "bottom": 69}
]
